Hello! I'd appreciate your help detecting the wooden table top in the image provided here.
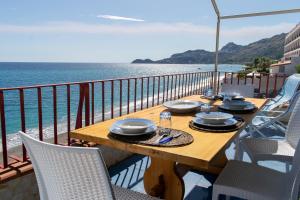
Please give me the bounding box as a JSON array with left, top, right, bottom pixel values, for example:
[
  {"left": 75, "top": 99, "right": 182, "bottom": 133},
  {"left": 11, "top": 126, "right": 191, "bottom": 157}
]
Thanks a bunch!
[{"left": 71, "top": 95, "right": 266, "bottom": 170}]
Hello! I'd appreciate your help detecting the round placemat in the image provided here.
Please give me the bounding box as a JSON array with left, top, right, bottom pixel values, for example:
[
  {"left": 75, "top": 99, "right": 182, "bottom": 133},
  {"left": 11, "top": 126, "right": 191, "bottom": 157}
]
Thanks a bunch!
[
  {"left": 189, "top": 116, "right": 245, "bottom": 133},
  {"left": 109, "top": 128, "right": 194, "bottom": 147},
  {"left": 218, "top": 106, "right": 257, "bottom": 114}
]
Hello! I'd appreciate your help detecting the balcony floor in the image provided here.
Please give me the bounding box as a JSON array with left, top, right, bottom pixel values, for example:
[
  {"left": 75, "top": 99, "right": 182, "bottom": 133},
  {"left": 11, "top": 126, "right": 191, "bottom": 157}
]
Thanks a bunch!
[{"left": 108, "top": 125, "right": 287, "bottom": 199}]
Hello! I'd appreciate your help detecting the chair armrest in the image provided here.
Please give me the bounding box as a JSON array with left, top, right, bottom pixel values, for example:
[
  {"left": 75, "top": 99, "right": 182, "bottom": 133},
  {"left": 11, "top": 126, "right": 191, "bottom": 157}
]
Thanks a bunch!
[{"left": 257, "top": 110, "right": 284, "bottom": 118}]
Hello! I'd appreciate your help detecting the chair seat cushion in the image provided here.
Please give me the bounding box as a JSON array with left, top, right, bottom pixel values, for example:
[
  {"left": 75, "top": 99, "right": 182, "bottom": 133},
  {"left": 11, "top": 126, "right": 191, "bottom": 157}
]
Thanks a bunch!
[
  {"left": 242, "top": 138, "right": 295, "bottom": 162},
  {"left": 214, "top": 160, "right": 289, "bottom": 200},
  {"left": 113, "top": 185, "right": 160, "bottom": 200}
]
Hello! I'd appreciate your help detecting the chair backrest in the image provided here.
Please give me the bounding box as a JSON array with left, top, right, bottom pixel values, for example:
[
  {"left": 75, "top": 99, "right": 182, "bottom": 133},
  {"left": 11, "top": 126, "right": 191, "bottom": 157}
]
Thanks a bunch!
[
  {"left": 263, "top": 74, "right": 300, "bottom": 111},
  {"left": 19, "top": 131, "right": 115, "bottom": 200},
  {"left": 221, "top": 84, "right": 255, "bottom": 97},
  {"left": 286, "top": 93, "right": 300, "bottom": 149},
  {"left": 280, "top": 74, "right": 300, "bottom": 99},
  {"left": 283, "top": 95, "right": 300, "bottom": 200},
  {"left": 289, "top": 131, "right": 300, "bottom": 200},
  {"left": 279, "top": 91, "right": 300, "bottom": 121}
]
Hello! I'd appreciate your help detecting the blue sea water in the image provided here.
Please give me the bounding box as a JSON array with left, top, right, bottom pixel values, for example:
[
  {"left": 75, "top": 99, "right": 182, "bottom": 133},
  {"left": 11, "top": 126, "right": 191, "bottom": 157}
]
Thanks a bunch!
[{"left": 0, "top": 62, "right": 244, "bottom": 148}]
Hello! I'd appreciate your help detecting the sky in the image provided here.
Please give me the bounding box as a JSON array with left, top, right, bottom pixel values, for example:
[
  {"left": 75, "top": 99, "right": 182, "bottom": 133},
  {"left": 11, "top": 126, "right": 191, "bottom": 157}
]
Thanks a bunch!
[{"left": 0, "top": 0, "right": 300, "bottom": 63}]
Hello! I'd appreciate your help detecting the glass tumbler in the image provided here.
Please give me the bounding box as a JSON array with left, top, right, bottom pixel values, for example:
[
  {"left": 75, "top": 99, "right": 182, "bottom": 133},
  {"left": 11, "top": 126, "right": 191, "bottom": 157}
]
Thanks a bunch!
[
  {"left": 206, "top": 88, "right": 213, "bottom": 97},
  {"left": 159, "top": 111, "right": 172, "bottom": 135},
  {"left": 201, "top": 103, "right": 211, "bottom": 113}
]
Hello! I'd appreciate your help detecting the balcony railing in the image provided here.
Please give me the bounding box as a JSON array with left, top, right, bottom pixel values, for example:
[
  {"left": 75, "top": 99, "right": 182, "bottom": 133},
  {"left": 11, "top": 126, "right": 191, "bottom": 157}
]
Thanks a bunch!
[
  {"left": 0, "top": 71, "right": 214, "bottom": 168},
  {"left": 223, "top": 72, "right": 287, "bottom": 98},
  {"left": 0, "top": 71, "right": 288, "bottom": 169}
]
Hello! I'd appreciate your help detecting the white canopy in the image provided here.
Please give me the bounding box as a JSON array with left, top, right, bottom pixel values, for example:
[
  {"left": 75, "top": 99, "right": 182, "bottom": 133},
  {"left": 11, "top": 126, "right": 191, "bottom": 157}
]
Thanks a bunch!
[{"left": 210, "top": 0, "right": 300, "bottom": 93}]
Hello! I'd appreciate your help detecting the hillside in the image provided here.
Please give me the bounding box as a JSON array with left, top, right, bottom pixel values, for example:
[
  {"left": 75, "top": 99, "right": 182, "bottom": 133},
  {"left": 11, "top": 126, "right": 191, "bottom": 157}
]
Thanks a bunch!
[{"left": 132, "top": 33, "right": 287, "bottom": 64}]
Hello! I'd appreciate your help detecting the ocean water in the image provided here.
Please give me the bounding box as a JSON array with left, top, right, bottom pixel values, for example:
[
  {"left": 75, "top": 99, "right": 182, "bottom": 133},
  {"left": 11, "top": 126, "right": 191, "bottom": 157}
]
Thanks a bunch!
[{"left": 0, "top": 62, "right": 244, "bottom": 149}]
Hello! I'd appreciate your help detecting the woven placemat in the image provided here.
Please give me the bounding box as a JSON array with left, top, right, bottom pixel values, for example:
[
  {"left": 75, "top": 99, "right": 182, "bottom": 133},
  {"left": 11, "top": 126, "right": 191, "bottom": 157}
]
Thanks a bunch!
[
  {"left": 189, "top": 116, "right": 245, "bottom": 133},
  {"left": 109, "top": 128, "right": 194, "bottom": 147},
  {"left": 218, "top": 106, "right": 257, "bottom": 114}
]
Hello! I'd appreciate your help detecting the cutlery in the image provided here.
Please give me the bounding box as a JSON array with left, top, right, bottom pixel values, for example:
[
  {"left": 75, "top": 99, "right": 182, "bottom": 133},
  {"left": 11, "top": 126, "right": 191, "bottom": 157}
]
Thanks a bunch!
[
  {"left": 159, "top": 132, "right": 182, "bottom": 144},
  {"left": 155, "top": 133, "right": 169, "bottom": 144}
]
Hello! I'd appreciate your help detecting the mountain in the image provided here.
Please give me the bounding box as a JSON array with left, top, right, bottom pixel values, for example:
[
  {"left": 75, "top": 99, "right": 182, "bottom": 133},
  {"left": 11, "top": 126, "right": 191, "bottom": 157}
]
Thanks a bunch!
[{"left": 132, "top": 33, "right": 287, "bottom": 64}]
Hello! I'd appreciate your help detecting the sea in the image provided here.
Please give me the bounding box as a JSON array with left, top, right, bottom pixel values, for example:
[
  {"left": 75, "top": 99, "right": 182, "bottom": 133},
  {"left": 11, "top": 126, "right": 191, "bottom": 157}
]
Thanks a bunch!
[{"left": 0, "top": 62, "right": 244, "bottom": 149}]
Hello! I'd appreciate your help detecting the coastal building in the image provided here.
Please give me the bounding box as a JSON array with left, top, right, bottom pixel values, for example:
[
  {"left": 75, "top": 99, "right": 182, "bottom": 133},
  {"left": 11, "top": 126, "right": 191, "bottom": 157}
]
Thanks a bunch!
[{"left": 271, "top": 23, "right": 300, "bottom": 75}]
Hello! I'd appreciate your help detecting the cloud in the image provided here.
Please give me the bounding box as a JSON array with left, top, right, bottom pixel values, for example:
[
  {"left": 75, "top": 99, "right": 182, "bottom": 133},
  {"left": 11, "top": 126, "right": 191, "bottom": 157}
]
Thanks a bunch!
[
  {"left": 97, "top": 15, "right": 144, "bottom": 22},
  {"left": 0, "top": 21, "right": 294, "bottom": 40}
]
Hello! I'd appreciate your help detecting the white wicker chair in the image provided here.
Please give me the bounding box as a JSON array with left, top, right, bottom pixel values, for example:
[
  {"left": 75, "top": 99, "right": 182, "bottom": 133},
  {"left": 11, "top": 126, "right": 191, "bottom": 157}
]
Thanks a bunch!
[
  {"left": 247, "top": 91, "right": 300, "bottom": 138},
  {"left": 212, "top": 136, "right": 300, "bottom": 200},
  {"left": 262, "top": 74, "right": 300, "bottom": 111},
  {"left": 221, "top": 84, "right": 255, "bottom": 98},
  {"left": 238, "top": 92, "right": 300, "bottom": 168},
  {"left": 19, "top": 132, "right": 159, "bottom": 200}
]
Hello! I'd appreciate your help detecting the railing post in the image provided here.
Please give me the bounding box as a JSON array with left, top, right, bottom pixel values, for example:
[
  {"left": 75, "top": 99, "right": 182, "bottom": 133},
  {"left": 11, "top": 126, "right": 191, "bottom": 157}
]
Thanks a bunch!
[
  {"left": 258, "top": 73, "right": 262, "bottom": 95},
  {"left": 120, "top": 80, "right": 123, "bottom": 116},
  {"left": 67, "top": 85, "right": 71, "bottom": 145},
  {"left": 174, "top": 75, "right": 177, "bottom": 98},
  {"left": 134, "top": 78, "right": 137, "bottom": 112},
  {"left": 37, "top": 87, "right": 43, "bottom": 141},
  {"left": 85, "top": 84, "right": 90, "bottom": 126},
  {"left": 162, "top": 76, "right": 165, "bottom": 102},
  {"left": 75, "top": 83, "right": 90, "bottom": 129},
  {"left": 266, "top": 73, "right": 270, "bottom": 98},
  {"left": 102, "top": 81, "right": 106, "bottom": 120},
  {"left": 111, "top": 80, "right": 114, "bottom": 119},
  {"left": 152, "top": 77, "right": 155, "bottom": 106},
  {"left": 147, "top": 77, "right": 150, "bottom": 108},
  {"left": 91, "top": 83, "right": 95, "bottom": 124},
  {"left": 141, "top": 78, "right": 144, "bottom": 110},
  {"left": 274, "top": 74, "right": 278, "bottom": 97},
  {"left": 0, "top": 90, "right": 8, "bottom": 168},
  {"left": 19, "top": 89, "right": 27, "bottom": 161},
  {"left": 127, "top": 80, "right": 130, "bottom": 114},
  {"left": 53, "top": 86, "right": 58, "bottom": 144},
  {"left": 166, "top": 76, "right": 170, "bottom": 100},
  {"left": 170, "top": 75, "right": 174, "bottom": 99},
  {"left": 217, "top": 72, "right": 220, "bottom": 94},
  {"left": 157, "top": 76, "right": 160, "bottom": 104}
]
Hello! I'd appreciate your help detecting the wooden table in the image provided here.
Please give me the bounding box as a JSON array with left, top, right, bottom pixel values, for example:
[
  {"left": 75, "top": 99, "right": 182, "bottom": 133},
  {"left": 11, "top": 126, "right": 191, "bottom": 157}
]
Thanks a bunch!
[{"left": 71, "top": 95, "right": 266, "bottom": 200}]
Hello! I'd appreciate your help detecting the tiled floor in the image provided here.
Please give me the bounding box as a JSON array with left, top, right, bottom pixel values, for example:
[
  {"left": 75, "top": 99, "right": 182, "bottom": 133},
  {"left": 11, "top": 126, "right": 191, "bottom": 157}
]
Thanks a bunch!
[{"left": 108, "top": 124, "right": 287, "bottom": 199}]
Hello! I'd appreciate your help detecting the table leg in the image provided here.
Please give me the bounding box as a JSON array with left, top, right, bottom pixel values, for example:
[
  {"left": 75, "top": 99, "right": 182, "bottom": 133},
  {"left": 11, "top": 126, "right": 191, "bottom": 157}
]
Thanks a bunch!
[
  {"left": 144, "top": 157, "right": 184, "bottom": 200},
  {"left": 193, "top": 150, "right": 228, "bottom": 175},
  {"left": 207, "top": 150, "right": 228, "bottom": 174}
]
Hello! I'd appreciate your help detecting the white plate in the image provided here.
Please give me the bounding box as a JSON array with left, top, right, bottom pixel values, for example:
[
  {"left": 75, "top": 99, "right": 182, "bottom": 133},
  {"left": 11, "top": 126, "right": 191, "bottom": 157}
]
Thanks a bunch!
[
  {"left": 223, "top": 101, "right": 252, "bottom": 109},
  {"left": 219, "top": 104, "right": 255, "bottom": 111},
  {"left": 195, "top": 112, "right": 233, "bottom": 124},
  {"left": 110, "top": 125, "right": 157, "bottom": 136},
  {"left": 163, "top": 100, "right": 202, "bottom": 113},
  {"left": 220, "top": 93, "right": 244, "bottom": 100},
  {"left": 110, "top": 118, "right": 156, "bottom": 136},
  {"left": 193, "top": 117, "right": 238, "bottom": 127}
]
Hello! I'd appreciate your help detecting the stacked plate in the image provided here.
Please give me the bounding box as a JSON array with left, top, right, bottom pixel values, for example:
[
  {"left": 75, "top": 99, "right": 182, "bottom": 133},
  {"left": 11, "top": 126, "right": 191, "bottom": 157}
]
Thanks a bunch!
[
  {"left": 193, "top": 112, "right": 238, "bottom": 128},
  {"left": 163, "top": 100, "right": 202, "bottom": 114},
  {"left": 110, "top": 118, "right": 157, "bottom": 137},
  {"left": 219, "top": 93, "right": 245, "bottom": 101},
  {"left": 219, "top": 100, "right": 255, "bottom": 111}
]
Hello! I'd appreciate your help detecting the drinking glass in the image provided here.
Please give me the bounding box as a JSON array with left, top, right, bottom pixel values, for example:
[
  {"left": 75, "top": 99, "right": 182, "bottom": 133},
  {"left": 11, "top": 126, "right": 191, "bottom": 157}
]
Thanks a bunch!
[
  {"left": 206, "top": 88, "right": 213, "bottom": 97},
  {"left": 223, "top": 94, "right": 232, "bottom": 103},
  {"left": 159, "top": 111, "right": 172, "bottom": 135},
  {"left": 201, "top": 103, "right": 211, "bottom": 113}
]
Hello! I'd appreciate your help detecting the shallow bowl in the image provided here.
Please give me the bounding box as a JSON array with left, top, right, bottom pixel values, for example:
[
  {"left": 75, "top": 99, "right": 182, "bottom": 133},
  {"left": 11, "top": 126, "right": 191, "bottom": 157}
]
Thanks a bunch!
[
  {"left": 163, "top": 100, "right": 202, "bottom": 114},
  {"left": 195, "top": 112, "right": 233, "bottom": 124},
  {"left": 115, "top": 118, "right": 154, "bottom": 134}
]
